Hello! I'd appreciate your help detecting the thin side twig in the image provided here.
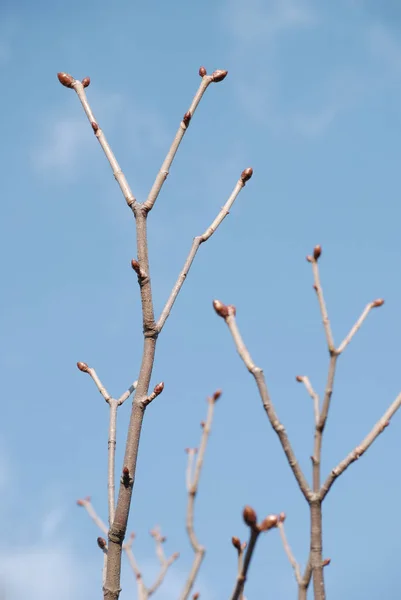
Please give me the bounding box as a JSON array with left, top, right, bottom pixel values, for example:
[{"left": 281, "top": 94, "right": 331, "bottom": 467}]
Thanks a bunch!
[
  {"left": 230, "top": 528, "right": 260, "bottom": 600},
  {"left": 296, "top": 375, "right": 320, "bottom": 424},
  {"left": 277, "top": 519, "right": 302, "bottom": 585},
  {"left": 157, "top": 167, "right": 253, "bottom": 332},
  {"left": 179, "top": 390, "right": 221, "bottom": 600},
  {"left": 320, "top": 391, "right": 401, "bottom": 500},
  {"left": 213, "top": 302, "right": 312, "bottom": 502},
  {"left": 143, "top": 68, "right": 228, "bottom": 213}
]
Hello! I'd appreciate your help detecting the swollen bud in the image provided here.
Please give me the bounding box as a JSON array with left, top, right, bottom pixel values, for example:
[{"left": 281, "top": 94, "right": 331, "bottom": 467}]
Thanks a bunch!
[
  {"left": 259, "top": 514, "right": 279, "bottom": 531},
  {"left": 322, "top": 558, "right": 331, "bottom": 567},
  {"left": 243, "top": 505, "right": 257, "bottom": 528},
  {"left": 199, "top": 66, "right": 207, "bottom": 77},
  {"left": 212, "top": 389, "right": 222, "bottom": 402},
  {"left": 231, "top": 536, "right": 241, "bottom": 551},
  {"left": 97, "top": 537, "right": 107, "bottom": 549},
  {"left": 313, "top": 245, "right": 322, "bottom": 261},
  {"left": 77, "top": 361, "right": 89, "bottom": 373},
  {"left": 279, "top": 512, "right": 286, "bottom": 523},
  {"left": 91, "top": 121, "right": 99, "bottom": 133},
  {"left": 211, "top": 69, "right": 228, "bottom": 82},
  {"left": 240, "top": 167, "right": 253, "bottom": 184},
  {"left": 131, "top": 259, "right": 141, "bottom": 274},
  {"left": 81, "top": 77, "right": 90, "bottom": 88},
  {"left": 193, "top": 594, "right": 200, "bottom": 600},
  {"left": 183, "top": 111, "right": 192, "bottom": 126},
  {"left": 57, "top": 72, "right": 75, "bottom": 88},
  {"left": 372, "top": 298, "right": 384, "bottom": 308},
  {"left": 213, "top": 299, "right": 229, "bottom": 318},
  {"left": 154, "top": 382, "right": 164, "bottom": 396},
  {"left": 295, "top": 375, "right": 304, "bottom": 383}
]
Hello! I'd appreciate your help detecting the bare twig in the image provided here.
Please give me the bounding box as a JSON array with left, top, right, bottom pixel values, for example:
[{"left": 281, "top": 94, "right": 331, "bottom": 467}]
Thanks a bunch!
[
  {"left": 143, "top": 67, "right": 228, "bottom": 213},
  {"left": 157, "top": 167, "right": 253, "bottom": 332},
  {"left": 213, "top": 302, "right": 312, "bottom": 502},
  {"left": 123, "top": 529, "right": 179, "bottom": 600},
  {"left": 230, "top": 528, "right": 259, "bottom": 600},
  {"left": 320, "top": 391, "right": 401, "bottom": 500},
  {"left": 77, "top": 497, "right": 108, "bottom": 536},
  {"left": 277, "top": 516, "right": 302, "bottom": 585},
  {"left": 337, "top": 299, "right": 385, "bottom": 354},
  {"left": 307, "top": 246, "right": 335, "bottom": 353},
  {"left": 179, "top": 390, "right": 221, "bottom": 600},
  {"left": 296, "top": 375, "right": 320, "bottom": 424}
]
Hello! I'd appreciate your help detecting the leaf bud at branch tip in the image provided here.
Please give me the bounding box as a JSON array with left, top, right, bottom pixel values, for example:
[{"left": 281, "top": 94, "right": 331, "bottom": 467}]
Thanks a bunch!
[
  {"left": 372, "top": 298, "right": 384, "bottom": 308},
  {"left": 57, "top": 72, "right": 75, "bottom": 88},
  {"left": 259, "top": 514, "right": 279, "bottom": 531},
  {"left": 243, "top": 505, "right": 257, "bottom": 528},
  {"left": 183, "top": 111, "right": 192, "bottom": 126},
  {"left": 81, "top": 77, "right": 90, "bottom": 88},
  {"left": 212, "top": 389, "right": 222, "bottom": 402},
  {"left": 313, "top": 245, "right": 322, "bottom": 260},
  {"left": 97, "top": 537, "right": 107, "bottom": 549},
  {"left": 240, "top": 167, "right": 253, "bottom": 184},
  {"left": 199, "top": 66, "right": 207, "bottom": 77},
  {"left": 295, "top": 375, "right": 304, "bottom": 383},
  {"left": 213, "top": 299, "right": 229, "bottom": 318},
  {"left": 211, "top": 69, "right": 228, "bottom": 82},
  {"left": 154, "top": 382, "right": 164, "bottom": 396},
  {"left": 77, "top": 361, "right": 89, "bottom": 373},
  {"left": 232, "top": 536, "right": 241, "bottom": 550}
]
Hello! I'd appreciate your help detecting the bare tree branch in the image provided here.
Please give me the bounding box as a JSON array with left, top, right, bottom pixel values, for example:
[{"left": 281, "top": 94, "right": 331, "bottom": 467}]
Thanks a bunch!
[
  {"left": 157, "top": 168, "right": 253, "bottom": 332},
  {"left": 123, "top": 529, "right": 179, "bottom": 600},
  {"left": 296, "top": 375, "right": 320, "bottom": 424},
  {"left": 213, "top": 301, "right": 312, "bottom": 502},
  {"left": 320, "top": 391, "right": 401, "bottom": 500},
  {"left": 143, "top": 68, "right": 228, "bottom": 213},
  {"left": 277, "top": 516, "right": 302, "bottom": 585},
  {"left": 179, "top": 390, "right": 221, "bottom": 600},
  {"left": 336, "top": 299, "right": 384, "bottom": 354},
  {"left": 77, "top": 497, "right": 108, "bottom": 536}
]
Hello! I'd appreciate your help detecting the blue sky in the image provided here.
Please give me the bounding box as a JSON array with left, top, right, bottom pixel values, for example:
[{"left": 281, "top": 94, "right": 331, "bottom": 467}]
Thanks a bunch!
[{"left": 1, "top": 0, "right": 401, "bottom": 598}]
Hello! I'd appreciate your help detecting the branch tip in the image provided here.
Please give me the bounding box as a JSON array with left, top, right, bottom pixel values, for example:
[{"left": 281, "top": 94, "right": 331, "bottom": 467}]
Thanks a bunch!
[
  {"left": 77, "top": 361, "right": 89, "bottom": 373},
  {"left": 232, "top": 536, "right": 242, "bottom": 551},
  {"left": 372, "top": 298, "right": 385, "bottom": 308},
  {"left": 295, "top": 375, "right": 304, "bottom": 382},
  {"left": 243, "top": 505, "right": 257, "bottom": 528},
  {"left": 199, "top": 66, "right": 207, "bottom": 77},
  {"left": 240, "top": 167, "right": 253, "bottom": 184},
  {"left": 211, "top": 69, "right": 228, "bottom": 82},
  {"left": 57, "top": 72, "right": 75, "bottom": 88},
  {"left": 313, "top": 245, "right": 322, "bottom": 260},
  {"left": 279, "top": 512, "right": 286, "bottom": 523},
  {"left": 213, "top": 299, "right": 229, "bottom": 318},
  {"left": 212, "top": 389, "right": 222, "bottom": 402},
  {"left": 81, "top": 76, "right": 91, "bottom": 88},
  {"left": 258, "top": 514, "right": 279, "bottom": 532}
]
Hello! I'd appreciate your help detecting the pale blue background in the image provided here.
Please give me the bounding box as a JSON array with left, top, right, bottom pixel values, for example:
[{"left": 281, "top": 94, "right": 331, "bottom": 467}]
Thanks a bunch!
[{"left": 1, "top": 1, "right": 401, "bottom": 598}]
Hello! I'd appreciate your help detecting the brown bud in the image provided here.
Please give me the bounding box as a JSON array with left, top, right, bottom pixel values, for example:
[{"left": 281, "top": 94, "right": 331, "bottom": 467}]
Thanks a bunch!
[
  {"left": 81, "top": 77, "right": 90, "bottom": 88},
  {"left": 131, "top": 259, "right": 140, "bottom": 274},
  {"left": 183, "top": 111, "right": 192, "bottom": 126},
  {"left": 243, "top": 505, "right": 257, "bottom": 528},
  {"left": 57, "top": 72, "right": 75, "bottom": 88},
  {"left": 77, "top": 361, "right": 89, "bottom": 373},
  {"left": 122, "top": 466, "right": 130, "bottom": 476},
  {"left": 279, "top": 512, "right": 286, "bottom": 523},
  {"left": 91, "top": 121, "right": 99, "bottom": 133},
  {"left": 231, "top": 536, "right": 241, "bottom": 551},
  {"left": 97, "top": 537, "right": 107, "bottom": 549},
  {"left": 306, "top": 255, "right": 313, "bottom": 262},
  {"left": 200, "top": 421, "right": 205, "bottom": 428},
  {"left": 372, "top": 298, "right": 384, "bottom": 308},
  {"left": 193, "top": 594, "right": 200, "bottom": 600},
  {"left": 211, "top": 69, "right": 228, "bottom": 82},
  {"left": 212, "top": 389, "right": 222, "bottom": 402},
  {"left": 313, "top": 245, "right": 322, "bottom": 260},
  {"left": 213, "top": 299, "right": 229, "bottom": 318},
  {"left": 322, "top": 558, "right": 331, "bottom": 567},
  {"left": 295, "top": 375, "right": 303, "bottom": 383},
  {"left": 129, "top": 532, "right": 136, "bottom": 541},
  {"left": 259, "top": 514, "right": 279, "bottom": 531},
  {"left": 313, "top": 284, "right": 318, "bottom": 291},
  {"left": 76, "top": 498, "right": 85, "bottom": 506},
  {"left": 199, "top": 66, "right": 207, "bottom": 77},
  {"left": 154, "top": 382, "right": 164, "bottom": 396},
  {"left": 240, "top": 167, "right": 253, "bottom": 183}
]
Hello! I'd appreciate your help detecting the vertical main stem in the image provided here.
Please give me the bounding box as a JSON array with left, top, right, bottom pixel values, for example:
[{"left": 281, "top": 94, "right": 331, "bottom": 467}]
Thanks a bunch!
[
  {"left": 310, "top": 501, "right": 324, "bottom": 600},
  {"left": 104, "top": 208, "right": 158, "bottom": 600}
]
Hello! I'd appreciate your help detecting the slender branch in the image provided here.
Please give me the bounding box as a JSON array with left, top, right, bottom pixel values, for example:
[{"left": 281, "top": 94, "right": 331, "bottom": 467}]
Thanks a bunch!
[
  {"left": 157, "top": 167, "right": 253, "bottom": 332},
  {"left": 179, "top": 390, "right": 221, "bottom": 600},
  {"left": 143, "top": 68, "right": 228, "bottom": 213},
  {"left": 277, "top": 518, "right": 302, "bottom": 585},
  {"left": 336, "top": 299, "right": 384, "bottom": 354},
  {"left": 308, "top": 247, "right": 335, "bottom": 353},
  {"left": 320, "top": 391, "right": 401, "bottom": 500},
  {"left": 123, "top": 530, "right": 179, "bottom": 600},
  {"left": 296, "top": 375, "right": 320, "bottom": 424},
  {"left": 230, "top": 528, "right": 260, "bottom": 600},
  {"left": 77, "top": 498, "right": 108, "bottom": 536},
  {"left": 213, "top": 302, "right": 312, "bottom": 502},
  {"left": 56, "top": 74, "right": 138, "bottom": 210}
]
